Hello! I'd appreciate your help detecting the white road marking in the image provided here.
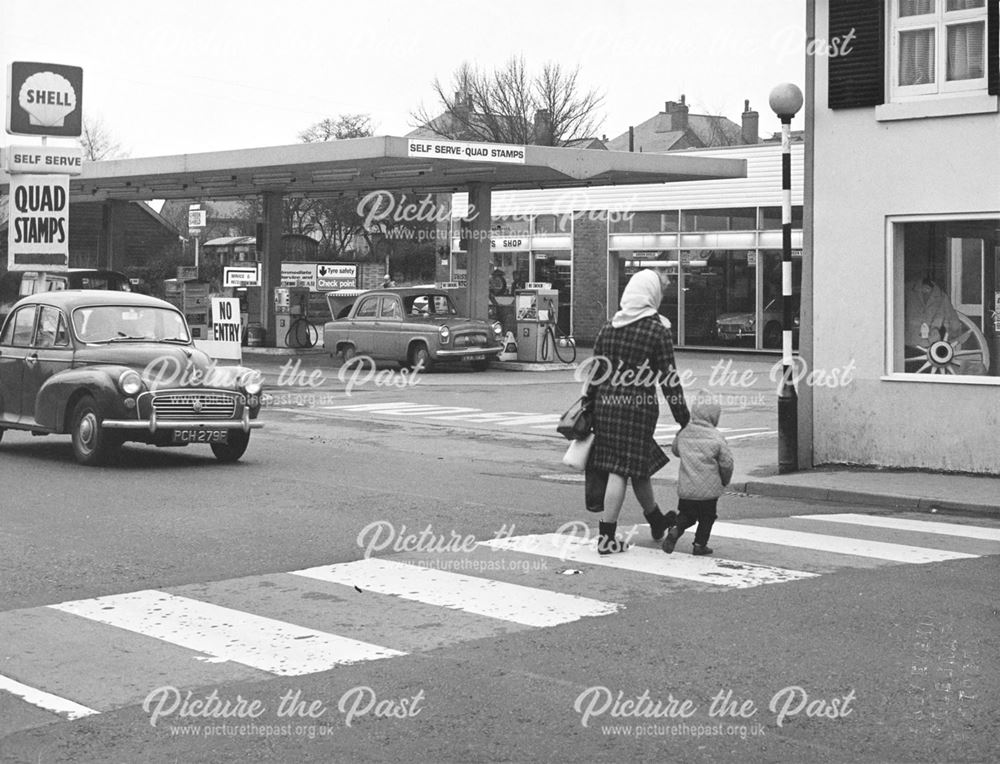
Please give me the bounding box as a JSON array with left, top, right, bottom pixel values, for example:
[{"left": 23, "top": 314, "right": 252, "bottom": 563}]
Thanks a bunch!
[
  {"left": 49, "top": 591, "right": 405, "bottom": 676},
  {"left": 291, "top": 558, "right": 620, "bottom": 627},
  {"left": 795, "top": 513, "right": 1000, "bottom": 542},
  {"left": 709, "top": 522, "right": 979, "bottom": 563},
  {"left": 0, "top": 673, "right": 99, "bottom": 720},
  {"left": 478, "top": 532, "right": 817, "bottom": 588}
]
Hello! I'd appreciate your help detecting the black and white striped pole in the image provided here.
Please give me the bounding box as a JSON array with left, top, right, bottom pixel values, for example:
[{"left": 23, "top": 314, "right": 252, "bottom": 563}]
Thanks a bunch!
[{"left": 769, "top": 83, "right": 803, "bottom": 474}]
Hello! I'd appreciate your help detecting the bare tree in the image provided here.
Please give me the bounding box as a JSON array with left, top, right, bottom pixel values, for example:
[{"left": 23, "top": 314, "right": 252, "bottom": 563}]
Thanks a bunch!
[
  {"left": 80, "top": 115, "right": 129, "bottom": 161},
  {"left": 412, "top": 57, "right": 604, "bottom": 146},
  {"left": 298, "top": 114, "right": 373, "bottom": 143}
]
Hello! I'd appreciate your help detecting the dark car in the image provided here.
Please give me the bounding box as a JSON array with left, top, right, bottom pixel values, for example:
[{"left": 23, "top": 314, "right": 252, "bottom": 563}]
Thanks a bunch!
[
  {"left": 716, "top": 297, "right": 801, "bottom": 349},
  {"left": 0, "top": 268, "right": 131, "bottom": 326},
  {"left": 323, "top": 287, "right": 503, "bottom": 371},
  {"left": 0, "top": 290, "right": 263, "bottom": 465}
]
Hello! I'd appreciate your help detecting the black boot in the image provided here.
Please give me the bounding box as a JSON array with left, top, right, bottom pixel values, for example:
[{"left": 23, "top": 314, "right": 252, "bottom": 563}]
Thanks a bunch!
[
  {"left": 597, "top": 521, "right": 628, "bottom": 555},
  {"left": 643, "top": 505, "right": 677, "bottom": 542},
  {"left": 661, "top": 525, "right": 683, "bottom": 554}
]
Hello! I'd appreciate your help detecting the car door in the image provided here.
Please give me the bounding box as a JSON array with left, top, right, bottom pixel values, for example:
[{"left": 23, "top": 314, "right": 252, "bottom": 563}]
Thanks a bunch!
[
  {"left": 347, "top": 295, "right": 380, "bottom": 357},
  {"left": 0, "top": 304, "right": 39, "bottom": 424},
  {"left": 19, "top": 305, "right": 73, "bottom": 427},
  {"left": 374, "top": 295, "right": 405, "bottom": 360}
]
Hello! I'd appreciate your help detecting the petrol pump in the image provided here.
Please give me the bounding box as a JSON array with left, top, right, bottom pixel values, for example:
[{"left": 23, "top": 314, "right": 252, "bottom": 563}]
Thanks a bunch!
[
  {"left": 514, "top": 285, "right": 559, "bottom": 362},
  {"left": 273, "top": 286, "right": 310, "bottom": 348}
]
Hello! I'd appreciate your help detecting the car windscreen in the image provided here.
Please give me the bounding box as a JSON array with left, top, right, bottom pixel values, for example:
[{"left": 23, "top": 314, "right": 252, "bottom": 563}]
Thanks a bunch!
[
  {"left": 403, "top": 294, "right": 457, "bottom": 316},
  {"left": 72, "top": 305, "right": 191, "bottom": 343}
]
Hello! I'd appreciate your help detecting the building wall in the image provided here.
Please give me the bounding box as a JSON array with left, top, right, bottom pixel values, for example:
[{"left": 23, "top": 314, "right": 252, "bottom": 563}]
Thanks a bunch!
[
  {"left": 571, "top": 213, "right": 609, "bottom": 343},
  {"left": 811, "top": 0, "right": 1000, "bottom": 473}
]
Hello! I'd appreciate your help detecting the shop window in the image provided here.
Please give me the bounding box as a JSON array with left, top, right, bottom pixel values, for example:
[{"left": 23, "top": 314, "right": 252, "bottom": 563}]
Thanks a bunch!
[
  {"left": 681, "top": 208, "right": 756, "bottom": 232},
  {"left": 491, "top": 216, "right": 530, "bottom": 236},
  {"left": 533, "top": 214, "right": 570, "bottom": 234},
  {"left": 618, "top": 255, "right": 679, "bottom": 331},
  {"left": 610, "top": 211, "right": 678, "bottom": 234},
  {"left": 761, "top": 251, "right": 802, "bottom": 350},
  {"left": 760, "top": 206, "right": 804, "bottom": 230},
  {"left": 683, "top": 250, "right": 756, "bottom": 347},
  {"left": 891, "top": 217, "right": 999, "bottom": 377},
  {"left": 890, "top": 0, "right": 989, "bottom": 99}
]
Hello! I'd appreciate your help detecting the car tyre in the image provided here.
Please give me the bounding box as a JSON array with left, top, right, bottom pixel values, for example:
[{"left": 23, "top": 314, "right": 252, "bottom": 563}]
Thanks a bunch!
[
  {"left": 70, "top": 395, "right": 119, "bottom": 466},
  {"left": 408, "top": 344, "right": 431, "bottom": 371},
  {"left": 341, "top": 345, "right": 357, "bottom": 363},
  {"left": 211, "top": 431, "right": 250, "bottom": 463}
]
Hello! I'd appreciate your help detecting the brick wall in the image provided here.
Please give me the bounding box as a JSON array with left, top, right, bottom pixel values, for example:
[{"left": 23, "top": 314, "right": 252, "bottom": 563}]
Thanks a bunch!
[{"left": 571, "top": 212, "right": 610, "bottom": 346}]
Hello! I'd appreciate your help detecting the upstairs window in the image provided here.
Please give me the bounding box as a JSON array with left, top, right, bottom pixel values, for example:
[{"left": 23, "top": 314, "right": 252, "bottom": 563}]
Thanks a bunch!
[{"left": 891, "top": 0, "right": 989, "bottom": 99}]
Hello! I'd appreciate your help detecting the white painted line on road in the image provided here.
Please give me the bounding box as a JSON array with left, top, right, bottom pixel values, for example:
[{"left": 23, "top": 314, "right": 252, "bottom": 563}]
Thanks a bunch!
[
  {"left": 795, "top": 514, "right": 1000, "bottom": 542},
  {"left": 478, "top": 532, "right": 817, "bottom": 588},
  {"left": 320, "top": 402, "right": 424, "bottom": 411},
  {"left": 709, "top": 522, "right": 979, "bottom": 563},
  {"left": 0, "top": 673, "right": 99, "bottom": 720},
  {"left": 382, "top": 406, "right": 481, "bottom": 416},
  {"left": 725, "top": 431, "right": 778, "bottom": 441},
  {"left": 291, "top": 558, "right": 620, "bottom": 627},
  {"left": 49, "top": 591, "right": 405, "bottom": 676}
]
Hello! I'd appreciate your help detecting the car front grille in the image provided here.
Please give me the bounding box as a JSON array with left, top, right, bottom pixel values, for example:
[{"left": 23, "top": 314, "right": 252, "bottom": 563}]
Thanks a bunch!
[
  {"left": 151, "top": 392, "right": 239, "bottom": 421},
  {"left": 454, "top": 332, "right": 490, "bottom": 348}
]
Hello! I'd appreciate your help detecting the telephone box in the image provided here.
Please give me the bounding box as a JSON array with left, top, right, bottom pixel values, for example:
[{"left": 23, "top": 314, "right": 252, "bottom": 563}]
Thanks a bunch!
[
  {"left": 514, "top": 286, "right": 559, "bottom": 362},
  {"left": 273, "top": 286, "right": 310, "bottom": 348}
]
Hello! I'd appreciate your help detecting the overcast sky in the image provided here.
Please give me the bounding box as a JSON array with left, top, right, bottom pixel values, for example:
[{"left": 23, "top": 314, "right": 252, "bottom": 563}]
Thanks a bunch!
[{"left": 1, "top": 0, "right": 806, "bottom": 158}]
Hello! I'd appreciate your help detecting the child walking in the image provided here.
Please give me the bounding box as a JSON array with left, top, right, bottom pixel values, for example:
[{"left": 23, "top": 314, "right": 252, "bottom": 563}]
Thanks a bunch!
[{"left": 662, "top": 393, "right": 734, "bottom": 556}]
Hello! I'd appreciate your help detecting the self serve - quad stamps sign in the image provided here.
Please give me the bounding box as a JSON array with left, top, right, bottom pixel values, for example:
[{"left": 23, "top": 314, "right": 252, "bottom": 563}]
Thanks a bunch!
[{"left": 6, "top": 62, "right": 84, "bottom": 136}]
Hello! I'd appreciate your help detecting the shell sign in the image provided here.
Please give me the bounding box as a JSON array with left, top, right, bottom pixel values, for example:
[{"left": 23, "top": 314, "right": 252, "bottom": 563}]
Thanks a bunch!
[{"left": 6, "top": 62, "right": 83, "bottom": 137}]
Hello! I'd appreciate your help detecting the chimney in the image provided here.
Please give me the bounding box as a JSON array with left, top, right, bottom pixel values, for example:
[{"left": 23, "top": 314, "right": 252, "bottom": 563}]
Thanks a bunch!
[
  {"left": 664, "top": 94, "right": 688, "bottom": 132},
  {"left": 628, "top": 126, "right": 634, "bottom": 152},
  {"left": 741, "top": 99, "right": 759, "bottom": 144},
  {"left": 533, "top": 109, "right": 554, "bottom": 146}
]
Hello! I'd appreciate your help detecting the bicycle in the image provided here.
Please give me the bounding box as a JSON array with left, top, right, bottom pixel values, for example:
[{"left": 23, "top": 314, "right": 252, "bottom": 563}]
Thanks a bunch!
[{"left": 285, "top": 316, "right": 320, "bottom": 349}]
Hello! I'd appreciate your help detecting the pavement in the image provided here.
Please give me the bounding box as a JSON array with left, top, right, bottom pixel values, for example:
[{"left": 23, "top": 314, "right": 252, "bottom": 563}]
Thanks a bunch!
[{"left": 240, "top": 346, "right": 1000, "bottom": 518}]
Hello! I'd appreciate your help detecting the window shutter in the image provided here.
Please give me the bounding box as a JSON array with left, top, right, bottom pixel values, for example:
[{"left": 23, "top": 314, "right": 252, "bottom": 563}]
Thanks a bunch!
[
  {"left": 828, "top": 0, "right": 885, "bottom": 108},
  {"left": 989, "top": 0, "right": 999, "bottom": 96}
]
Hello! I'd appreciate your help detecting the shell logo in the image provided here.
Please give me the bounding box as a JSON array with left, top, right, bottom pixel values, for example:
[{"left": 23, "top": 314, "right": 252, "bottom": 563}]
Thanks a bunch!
[{"left": 18, "top": 71, "right": 77, "bottom": 128}]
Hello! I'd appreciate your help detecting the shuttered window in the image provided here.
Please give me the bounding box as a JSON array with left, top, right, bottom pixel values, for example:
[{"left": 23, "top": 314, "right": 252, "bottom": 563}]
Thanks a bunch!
[{"left": 828, "top": 0, "right": 886, "bottom": 108}]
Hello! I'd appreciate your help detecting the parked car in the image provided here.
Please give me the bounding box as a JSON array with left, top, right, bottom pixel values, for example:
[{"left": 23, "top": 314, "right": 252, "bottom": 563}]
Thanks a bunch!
[
  {"left": 0, "top": 268, "right": 131, "bottom": 326},
  {"left": 715, "top": 297, "right": 801, "bottom": 349},
  {"left": 0, "top": 290, "right": 263, "bottom": 465},
  {"left": 324, "top": 287, "right": 503, "bottom": 371}
]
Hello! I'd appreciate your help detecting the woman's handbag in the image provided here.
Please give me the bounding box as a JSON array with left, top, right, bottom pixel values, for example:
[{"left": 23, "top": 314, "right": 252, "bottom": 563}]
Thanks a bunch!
[
  {"left": 561, "top": 433, "right": 594, "bottom": 471},
  {"left": 556, "top": 395, "right": 593, "bottom": 440}
]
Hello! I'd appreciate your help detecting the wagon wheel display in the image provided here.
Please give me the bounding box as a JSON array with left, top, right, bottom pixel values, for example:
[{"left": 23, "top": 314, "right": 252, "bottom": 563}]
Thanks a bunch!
[{"left": 906, "top": 312, "right": 991, "bottom": 375}]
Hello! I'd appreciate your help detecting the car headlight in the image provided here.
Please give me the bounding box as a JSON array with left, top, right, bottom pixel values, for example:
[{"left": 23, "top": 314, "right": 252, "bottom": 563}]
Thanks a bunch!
[
  {"left": 244, "top": 379, "right": 262, "bottom": 396},
  {"left": 743, "top": 318, "right": 756, "bottom": 330},
  {"left": 118, "top": 370, "right": 143, "bottom": 396},
  {"left": 491, "top": 321, "right": 503, "bottom": 339},
  {"left": 439, "top": 326, "right": 451, "bottom": 344}
]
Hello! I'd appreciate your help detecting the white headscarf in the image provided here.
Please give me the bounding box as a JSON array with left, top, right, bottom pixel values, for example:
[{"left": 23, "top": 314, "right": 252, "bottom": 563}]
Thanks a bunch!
[{"left": 611, "top": 269, "right": 672, "bottom": 329}]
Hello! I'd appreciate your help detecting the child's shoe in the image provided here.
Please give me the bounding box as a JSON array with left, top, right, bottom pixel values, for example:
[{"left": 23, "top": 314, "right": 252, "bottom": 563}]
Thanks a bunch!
[
  {"left": 661, "top": 526, "right": 682, "bottom": 554},
  {"left": 643, "top": 505, "right": 676, "bottom": 542},
  {"left": 692, "top": 544, "right": 713, "bottom": 556}
]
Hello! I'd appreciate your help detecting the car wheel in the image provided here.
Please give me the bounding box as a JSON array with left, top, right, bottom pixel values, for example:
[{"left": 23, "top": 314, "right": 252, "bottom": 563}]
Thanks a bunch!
[
  {"left": 0, "top": 428, "right": 4, "bottom": 445},
  {"left": 408, "top": 344, "right": 431, "bottom": 371},
  {"left": 70, "top": 395, "right": 119, "bottom": 466},
  {"left": 341, "top": 345, "right": 357, "bottom": 363},
  {"left": 763, "top": 322, "right": 782, "bottom": 349},
  {"left": 211, "top": 431, "right": 250, "bottom": 463}
]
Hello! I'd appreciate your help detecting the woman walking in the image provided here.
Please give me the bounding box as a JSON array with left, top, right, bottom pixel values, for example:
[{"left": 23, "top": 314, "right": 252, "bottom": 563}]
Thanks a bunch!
[{"left": 585, "top": 269, "right": 690, "bottom": 554}]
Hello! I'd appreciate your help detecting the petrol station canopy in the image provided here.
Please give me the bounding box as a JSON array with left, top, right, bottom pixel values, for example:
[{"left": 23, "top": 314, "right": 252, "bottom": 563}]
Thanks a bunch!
[{"left": 2, "top": 135, "right": 746, "bottom": 201}]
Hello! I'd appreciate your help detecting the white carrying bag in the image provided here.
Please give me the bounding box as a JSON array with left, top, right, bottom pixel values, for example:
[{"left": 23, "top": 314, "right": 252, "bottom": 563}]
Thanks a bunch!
[{"left": 561, "top": 433, "right": 595, "bottom": 471}]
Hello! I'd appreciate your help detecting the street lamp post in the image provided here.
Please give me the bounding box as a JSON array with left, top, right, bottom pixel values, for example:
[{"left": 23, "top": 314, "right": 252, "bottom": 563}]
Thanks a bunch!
[{"left": 769, "top": 83, "right": 803, "bottom": 474}]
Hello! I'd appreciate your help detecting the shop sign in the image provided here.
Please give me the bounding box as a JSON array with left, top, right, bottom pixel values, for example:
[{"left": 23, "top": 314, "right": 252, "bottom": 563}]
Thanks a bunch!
[
  {"left": 6, "top": 174, "right": 70, "bottom": 271},
  {"left": 437, "top": 282, "right": 461, "bottom": 289},
  {"left": 407, "top": 138, "right": 526, "bottom": 164},
  {"left": 630, "top": 251, "right": 662, "bottom": 260},
  {"left": 281, "top": 262, "right": 317, "bottom": 288},
  {"left": 316, "top": 263, "right": 357, "bottom": 290},
  {"left": 491, "top": 237, "right": 528, "bottom": 251},
  {"left": 224, "top": 265, "right": 260, "bottom": 287},
  {"left": 4, "top": 145, "right": 83, "bottom": 175},
  {"left": 525, "top": 282, "right": 552, "bottom": 290},
  {"left": 6, "top": 62, "right": 83, "bottom": 137}
]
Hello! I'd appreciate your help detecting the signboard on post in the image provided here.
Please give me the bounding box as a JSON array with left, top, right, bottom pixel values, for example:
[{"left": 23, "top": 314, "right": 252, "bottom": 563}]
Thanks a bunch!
[
  {"left": 316, "top": 263, "right": 357, "bottom": 290},
  {"left": 6, "top": 174, "right": 70, "bottom": 271},
  {"left": 4, "top": 145, "right": 83, "bottom": 175},
  {"left": 224, "top": 265, "right": 261, "bottom": 288},
  {"left": 6, "top": 62, "right": 84, "bottom": 137},
  {"left": 194, "top": 297, "right": 243, "bottom": 362},
  {"left": 188, "top": 208, "right": 206, "bottom": 229}
]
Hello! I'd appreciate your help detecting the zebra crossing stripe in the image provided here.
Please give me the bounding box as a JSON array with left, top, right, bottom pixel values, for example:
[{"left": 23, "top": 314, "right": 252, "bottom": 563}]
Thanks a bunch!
[
  {"left": 478, "top": 532, "right": 817, "bottom": 588},
  {"left": 290, "top": 558, "right": 620, "bottom": 627},
  {"left": 708, "top": 522, "right": 979, "bottom": 563},
  {"left": 794, "top": 513, "right": 1000, "bottom": 542},
  {"left": 49, "top": 591, "right": 405, "bottom": 676},
  {"left": 0, "top": 673, "right": 99, "bottom": 720}
]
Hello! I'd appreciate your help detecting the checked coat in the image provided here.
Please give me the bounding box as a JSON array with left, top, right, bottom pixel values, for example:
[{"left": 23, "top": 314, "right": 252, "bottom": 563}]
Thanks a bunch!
[{"left": 585, "top": 315, "right": 689, "bottom": 478}]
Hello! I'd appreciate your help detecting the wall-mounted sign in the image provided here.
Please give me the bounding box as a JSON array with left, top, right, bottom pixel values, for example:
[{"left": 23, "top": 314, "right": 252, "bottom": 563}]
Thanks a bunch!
[
  {"left": 491, "top": 237, "right": 528, "bottom": 251},
  {"left": 524, "top": 282, "right": 552, "bottom": 290},
  {"left": 6, "top": 174, "right": 70, "bottom": 271},
  {"left": 4, "top": 145, "right": 83, "bottom": 175},
  {"left": 280, "top": 262, "right": 318, "bottom": 289},
  {"left": 224, "top": 265, "right": 261, "bottom": 287},
  {"left": 316, "top": 263, "right": 357, "bottom": 290},
  {"left": 6, "top": 62, "right": 83, "bottom": 137},
  {"left": 407, "top": 138, "right": 526, "bottom": 165}
]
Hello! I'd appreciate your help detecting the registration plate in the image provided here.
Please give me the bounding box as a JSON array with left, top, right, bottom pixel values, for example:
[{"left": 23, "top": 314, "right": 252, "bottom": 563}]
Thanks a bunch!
[
  {"left": 172, "top": 429, "right": 229, "bottom": 444},
  {"left": 464, "top": 354, "right": 486, "bottom": 362}
]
